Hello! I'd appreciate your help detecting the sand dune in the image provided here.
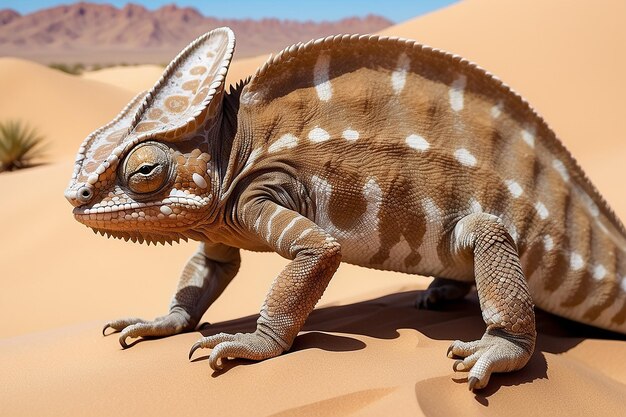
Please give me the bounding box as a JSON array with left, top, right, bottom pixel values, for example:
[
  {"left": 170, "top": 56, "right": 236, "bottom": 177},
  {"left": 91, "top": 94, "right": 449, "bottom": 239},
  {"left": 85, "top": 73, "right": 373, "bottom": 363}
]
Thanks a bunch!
[
  {"left": 2, "top": 292, "right": 625, "bottom": 417},
  {"left": 81, "top": 64, "right": 165, "bottom": 93},
  {"left": 2, "top": 0, "right": 626, "bottom": 415},
  {"left": 0, "top": 57, "right": 136, "bottom": 161},
  {"left": 81, "top": 54, "right": 269, "bottom": 93}
]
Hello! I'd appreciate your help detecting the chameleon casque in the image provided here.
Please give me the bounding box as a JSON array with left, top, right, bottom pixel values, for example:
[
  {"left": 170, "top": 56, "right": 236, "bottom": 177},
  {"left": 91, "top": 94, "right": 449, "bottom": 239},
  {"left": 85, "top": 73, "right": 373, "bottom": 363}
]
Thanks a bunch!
[{"left": 65, "top": 28, "right": 626, "bottom": 390}]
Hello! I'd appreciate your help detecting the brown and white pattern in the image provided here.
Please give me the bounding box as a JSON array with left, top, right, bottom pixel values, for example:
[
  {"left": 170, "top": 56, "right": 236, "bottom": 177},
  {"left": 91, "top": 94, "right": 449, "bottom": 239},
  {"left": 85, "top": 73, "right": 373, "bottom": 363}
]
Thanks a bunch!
[{"left": 66, "top": 28, "right": 626, "bottom": 391}]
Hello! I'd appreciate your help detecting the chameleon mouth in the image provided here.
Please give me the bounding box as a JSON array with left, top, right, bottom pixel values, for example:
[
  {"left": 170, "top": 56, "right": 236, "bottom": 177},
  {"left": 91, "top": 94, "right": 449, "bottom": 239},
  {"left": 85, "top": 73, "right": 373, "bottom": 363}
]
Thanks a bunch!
[
  {"left": 72, "top": 202, "right": 162, "bottom": 231},
  {"left": 72, "top": 200, "right": 164, "bottom": 234},
  {"left": 72, "top": 201, "right": 160, "bottom": 216},
  {"left": 72, "top": 191, "right": 208, "bottom": 217},
  {"left": 72, "top": 201, "right": 195, "bottom": 245}
]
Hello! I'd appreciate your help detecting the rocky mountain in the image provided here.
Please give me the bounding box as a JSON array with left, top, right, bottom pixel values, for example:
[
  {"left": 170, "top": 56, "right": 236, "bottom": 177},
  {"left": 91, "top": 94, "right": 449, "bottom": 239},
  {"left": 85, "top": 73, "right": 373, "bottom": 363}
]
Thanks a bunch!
[{"left": 0, "top": 2, "right": 393, "bottom": 64}]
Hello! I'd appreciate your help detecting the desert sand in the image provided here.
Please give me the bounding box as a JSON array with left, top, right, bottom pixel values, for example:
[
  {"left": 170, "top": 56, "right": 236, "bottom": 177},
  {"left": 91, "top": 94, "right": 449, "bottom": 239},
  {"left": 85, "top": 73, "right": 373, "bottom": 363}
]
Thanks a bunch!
[{"left": 1, "top": 0, "right": 626, "bottom": 415}]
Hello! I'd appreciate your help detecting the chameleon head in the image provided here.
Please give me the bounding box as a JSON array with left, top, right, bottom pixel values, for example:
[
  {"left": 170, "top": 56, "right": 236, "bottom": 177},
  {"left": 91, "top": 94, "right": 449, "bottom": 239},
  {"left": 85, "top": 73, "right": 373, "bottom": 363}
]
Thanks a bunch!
[{"left": 64, "top": 27, "right": 235, "bottom": 243}]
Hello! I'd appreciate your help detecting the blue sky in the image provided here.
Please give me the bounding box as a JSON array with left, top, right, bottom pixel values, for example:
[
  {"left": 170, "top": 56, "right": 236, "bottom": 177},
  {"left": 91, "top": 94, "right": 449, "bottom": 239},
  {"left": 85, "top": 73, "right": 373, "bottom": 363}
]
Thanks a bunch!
[{"left": 2, "top": 1, "right": 459, "bottom": 23}]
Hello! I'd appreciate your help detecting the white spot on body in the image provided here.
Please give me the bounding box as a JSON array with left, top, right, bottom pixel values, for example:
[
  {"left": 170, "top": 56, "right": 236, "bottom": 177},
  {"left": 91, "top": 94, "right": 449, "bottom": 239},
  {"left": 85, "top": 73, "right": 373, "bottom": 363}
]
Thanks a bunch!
[
  {"left": 314, "top": 54, "right": 332, "bottom": 101},
  {"left": 308, "top": 127, "right": 330, "bottom": 143},
  {"left": 160, "top": 206, "right": 172, "bottom": 215},
  {"left": 579, "top": 192, "right": 600, "bottom": 217},
  {"left": 535, "top": 201, "right": 549, "bottom": 220},
  {"left": 552, "top": 159, "right": 570, "bottom": 182},
  {"left": 543, "top": 235, "right": 554, "bottom": 251},
  {"left": 449, "top": 75, "right": 467, "bottom": 112},
  {"left": 621, "top": 277, "right": 626, "bottom": 293},
  {"left": 570, "top": 252, "right": 585, "bottom": 271},
  {"left": 521, "top": 128, "right": 535, "bottom": 148},
  {"left": 592, "top": 264, "right": 607, "bottom": 281},
  {"left": 454, "top": 148, "right": 477, "bottom": 167},
  {"left": 405, "top": 134, "right": 430, "bottom": 151},
  {"left": 342, "top": 129, "right": 359, "bottom": 141},
  {"left": 269, "top": 134, "right": 298, "bottom": 153},
  {"left": 490, "top": 103, "right": 502, "bottom": 118},
  {"left": 192, "top": 173, "right": 207, "bottom": 189},
  {"left": 391, "top": 53, "right": 411, "bottom": 94},
  {"left": 419, "top": 197, "right": 445, "bottom": 275},
  {"left": 505, "top": 180, "right": 523, "bottom": 198}
]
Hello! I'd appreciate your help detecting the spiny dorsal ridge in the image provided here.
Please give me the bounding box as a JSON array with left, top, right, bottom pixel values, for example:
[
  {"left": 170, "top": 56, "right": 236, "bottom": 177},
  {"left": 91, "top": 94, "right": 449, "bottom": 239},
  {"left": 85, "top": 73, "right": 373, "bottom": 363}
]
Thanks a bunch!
[{"left": 244, "top": 32, "right": 626, "bottom": 238}]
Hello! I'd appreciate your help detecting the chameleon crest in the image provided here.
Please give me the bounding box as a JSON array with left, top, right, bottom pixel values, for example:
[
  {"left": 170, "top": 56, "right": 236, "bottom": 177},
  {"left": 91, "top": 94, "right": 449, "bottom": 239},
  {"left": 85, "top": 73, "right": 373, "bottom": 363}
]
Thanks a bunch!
[
  {"left": 67, "top": 28, "right": 626, "bottom": 391},
  {"left": 65, "top": 28, "right": 235, "bottom": 243}
]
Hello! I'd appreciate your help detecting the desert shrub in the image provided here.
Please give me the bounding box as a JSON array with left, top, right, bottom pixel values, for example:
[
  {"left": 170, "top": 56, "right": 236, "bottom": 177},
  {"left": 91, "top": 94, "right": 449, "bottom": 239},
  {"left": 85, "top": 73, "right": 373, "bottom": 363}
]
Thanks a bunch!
[
  {"left": 48, "top": 63, "right": 85, "bottom": 75},
  {"left": 0, "top": 120, "right": 46, "bottom": 172}
]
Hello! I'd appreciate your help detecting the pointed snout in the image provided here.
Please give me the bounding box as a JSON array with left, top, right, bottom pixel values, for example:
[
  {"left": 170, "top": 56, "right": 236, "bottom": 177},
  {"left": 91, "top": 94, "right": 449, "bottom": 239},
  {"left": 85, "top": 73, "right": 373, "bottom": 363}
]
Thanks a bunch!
[{"left": 65, "top": 183, "right": 94, "bottom": 207}]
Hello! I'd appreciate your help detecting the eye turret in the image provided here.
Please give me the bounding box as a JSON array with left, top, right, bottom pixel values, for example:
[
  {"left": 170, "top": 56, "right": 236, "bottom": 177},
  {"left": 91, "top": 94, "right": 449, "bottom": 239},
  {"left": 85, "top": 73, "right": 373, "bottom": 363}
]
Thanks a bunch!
[{"left": 122, "top": 142, "right": 173, "bottom": 195}]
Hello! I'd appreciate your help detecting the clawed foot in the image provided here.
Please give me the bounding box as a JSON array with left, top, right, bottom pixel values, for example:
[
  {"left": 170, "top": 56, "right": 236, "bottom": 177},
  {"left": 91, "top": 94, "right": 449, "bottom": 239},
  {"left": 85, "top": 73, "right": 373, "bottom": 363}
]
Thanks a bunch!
[
  {"left": 448, "top": 329, "right": 534, "bottom": 390},
  {"left": 103, "top": 310, "right": 195, "bottom": 348},
  {"left": 188, "top": 330, "right": 285, "bottom": 370}
]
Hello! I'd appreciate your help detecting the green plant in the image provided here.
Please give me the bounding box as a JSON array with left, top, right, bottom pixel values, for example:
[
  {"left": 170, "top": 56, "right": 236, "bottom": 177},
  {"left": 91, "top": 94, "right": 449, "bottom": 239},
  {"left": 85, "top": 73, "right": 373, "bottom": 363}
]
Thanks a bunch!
[{"left": 0, "top": 120, "right": 47, "bottom": 172}]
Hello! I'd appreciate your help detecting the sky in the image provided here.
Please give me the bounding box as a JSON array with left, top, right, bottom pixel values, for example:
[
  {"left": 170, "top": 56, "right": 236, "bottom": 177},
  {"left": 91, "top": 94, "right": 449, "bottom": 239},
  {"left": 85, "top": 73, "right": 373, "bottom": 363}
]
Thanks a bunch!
[{"left": 1, "top": 0, "right": 459, "bottom": 23}]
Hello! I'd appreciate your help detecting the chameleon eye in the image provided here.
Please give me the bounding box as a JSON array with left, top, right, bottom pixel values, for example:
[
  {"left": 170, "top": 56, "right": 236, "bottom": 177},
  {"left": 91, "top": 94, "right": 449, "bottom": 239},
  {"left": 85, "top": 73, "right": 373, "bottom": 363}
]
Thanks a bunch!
[{"left": 122, "top": 142, "right": 173, "bottom": 195}]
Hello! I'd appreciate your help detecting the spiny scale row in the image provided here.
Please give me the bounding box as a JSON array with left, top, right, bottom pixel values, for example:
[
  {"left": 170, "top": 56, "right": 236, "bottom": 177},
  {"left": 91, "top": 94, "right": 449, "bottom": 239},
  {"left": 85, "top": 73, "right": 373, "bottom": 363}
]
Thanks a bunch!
[{"left": 90, "top": 226, "right": 188, "bottom": 245}]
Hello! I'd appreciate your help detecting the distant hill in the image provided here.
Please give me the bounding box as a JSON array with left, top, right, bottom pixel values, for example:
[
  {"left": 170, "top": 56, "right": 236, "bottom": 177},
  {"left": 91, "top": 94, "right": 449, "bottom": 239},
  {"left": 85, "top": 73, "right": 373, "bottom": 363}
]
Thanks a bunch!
[{"left": 0, "top": 2, "right": 393, "bottom": 65}]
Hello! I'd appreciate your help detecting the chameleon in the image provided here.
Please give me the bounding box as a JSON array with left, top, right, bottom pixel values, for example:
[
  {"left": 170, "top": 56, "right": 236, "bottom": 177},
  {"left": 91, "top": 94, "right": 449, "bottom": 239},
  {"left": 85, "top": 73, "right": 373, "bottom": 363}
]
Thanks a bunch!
[{"left": 64, "top": 27, "right": 626, "bottom": 390}]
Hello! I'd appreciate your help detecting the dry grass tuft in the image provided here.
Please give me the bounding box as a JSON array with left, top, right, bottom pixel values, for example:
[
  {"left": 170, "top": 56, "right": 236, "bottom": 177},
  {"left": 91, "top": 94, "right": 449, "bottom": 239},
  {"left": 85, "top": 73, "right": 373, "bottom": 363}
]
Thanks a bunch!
[{"left": 0, "top": 120, "right": 47, "bottom": 172}]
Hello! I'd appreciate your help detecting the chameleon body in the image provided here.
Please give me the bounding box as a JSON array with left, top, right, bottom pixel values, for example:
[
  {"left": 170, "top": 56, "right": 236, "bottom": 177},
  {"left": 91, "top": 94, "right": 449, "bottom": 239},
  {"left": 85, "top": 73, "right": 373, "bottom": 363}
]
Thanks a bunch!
[{"left": 65, "top": 28, "right": 626, "bottom": 390}]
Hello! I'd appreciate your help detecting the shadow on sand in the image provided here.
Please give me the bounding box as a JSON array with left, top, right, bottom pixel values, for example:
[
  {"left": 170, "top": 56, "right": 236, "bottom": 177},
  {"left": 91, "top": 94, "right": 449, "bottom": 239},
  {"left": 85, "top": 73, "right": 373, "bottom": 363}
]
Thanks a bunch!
[{"left": 194, "top": 289, "right": 625, "bottom": 392}]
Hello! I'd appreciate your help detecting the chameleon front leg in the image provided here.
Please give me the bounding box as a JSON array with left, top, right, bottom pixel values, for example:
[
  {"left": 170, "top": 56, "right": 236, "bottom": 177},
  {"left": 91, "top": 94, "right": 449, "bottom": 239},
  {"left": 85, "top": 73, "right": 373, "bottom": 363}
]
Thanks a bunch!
[
  {"left": 103, "top": 242, "right": 240, "bottom": 347},
  {"left": 448, "top": 213, "right": 536, "bottom": 390},
  {"left": 189, "top": 201, "right": 341, "bottom": 370}
]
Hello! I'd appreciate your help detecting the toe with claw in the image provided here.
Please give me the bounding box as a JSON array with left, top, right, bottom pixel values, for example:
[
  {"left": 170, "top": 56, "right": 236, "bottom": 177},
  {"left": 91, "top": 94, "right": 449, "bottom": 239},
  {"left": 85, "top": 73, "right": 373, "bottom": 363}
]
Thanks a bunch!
[
  {"left": 448, "top": 329, "right": 534, "bottom": 390},
  {"left": 102, "top": 311, "right": 196, "bottom": 348},
  {"left": 188, "top": 330, "right": 285, "bottom": 370},
  {"left": 468, "top": 377, "right": 479, "bottom": 391}
]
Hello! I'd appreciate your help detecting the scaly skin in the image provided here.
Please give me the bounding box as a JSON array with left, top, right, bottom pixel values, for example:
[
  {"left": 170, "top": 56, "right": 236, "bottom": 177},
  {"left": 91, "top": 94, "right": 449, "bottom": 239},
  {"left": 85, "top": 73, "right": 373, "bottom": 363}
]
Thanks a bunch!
[{"left": 65, "top": 28, "right": 626, "bottom": 390}]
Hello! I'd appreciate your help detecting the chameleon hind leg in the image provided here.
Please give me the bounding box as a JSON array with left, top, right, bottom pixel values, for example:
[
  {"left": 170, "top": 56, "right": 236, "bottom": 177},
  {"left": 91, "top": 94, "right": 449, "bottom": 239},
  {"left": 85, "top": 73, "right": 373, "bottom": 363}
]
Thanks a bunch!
[
  {"left": 415, "top": 277, "right": 473, "bottom": 309},
  {"left": 447, "top": 213, "right": 536, "bottom": 390}
]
